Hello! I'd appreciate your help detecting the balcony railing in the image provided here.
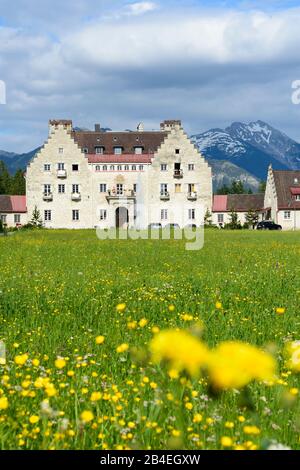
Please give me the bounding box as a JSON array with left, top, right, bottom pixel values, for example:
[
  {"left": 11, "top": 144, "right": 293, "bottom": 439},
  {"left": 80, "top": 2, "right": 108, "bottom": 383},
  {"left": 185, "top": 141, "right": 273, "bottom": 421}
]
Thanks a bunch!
[
  {"left": 106, "top": 189, "right": 136, "bottom": 200},
  {"left": 43, "top": 193, "right": 53, "bottom": 201},
  {"left": 187, "top": 191, "right": 197, "bottom": 201},
  {"left": 57, "top": 169, "right": 67, "bottom": 178},
  {"left": 71, "top": 193, "right": 81, "bottom": 201},
  {"left": 160, "top": 191, "right": 170, "bottom": 200},
  {"left": 174, "top": 169, "right": 183, "bottom": 178}
]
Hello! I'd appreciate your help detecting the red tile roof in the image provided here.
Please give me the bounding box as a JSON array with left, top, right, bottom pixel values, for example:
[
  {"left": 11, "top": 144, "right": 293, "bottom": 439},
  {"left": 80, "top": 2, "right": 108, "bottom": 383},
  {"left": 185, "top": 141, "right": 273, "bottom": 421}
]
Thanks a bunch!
[
  {"left": 88, "top": 154, "right": 152, "bottom": 164},
  {"left": 213, "top": 195, "right": 227, "bottom": 211},
  {"left": 213, "top": 194, "right": 264, "bottom": 212},
  {"left": 0, "top": 195, "right": 27, "bottom": 213}
]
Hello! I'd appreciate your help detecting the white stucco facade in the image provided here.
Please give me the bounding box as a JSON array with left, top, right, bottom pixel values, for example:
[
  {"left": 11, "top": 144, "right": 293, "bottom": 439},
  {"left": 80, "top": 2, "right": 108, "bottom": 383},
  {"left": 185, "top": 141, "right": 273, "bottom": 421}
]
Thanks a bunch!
[{"left": 26, "top": 120, "right": 212, "bottom": 229}]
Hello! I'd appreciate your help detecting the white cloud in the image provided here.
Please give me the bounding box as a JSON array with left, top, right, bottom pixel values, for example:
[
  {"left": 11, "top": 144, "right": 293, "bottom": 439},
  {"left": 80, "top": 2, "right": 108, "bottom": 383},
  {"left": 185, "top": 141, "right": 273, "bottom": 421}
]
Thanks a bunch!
[{"left": 126, "top": 2, "right": 157, "bottom": 16}]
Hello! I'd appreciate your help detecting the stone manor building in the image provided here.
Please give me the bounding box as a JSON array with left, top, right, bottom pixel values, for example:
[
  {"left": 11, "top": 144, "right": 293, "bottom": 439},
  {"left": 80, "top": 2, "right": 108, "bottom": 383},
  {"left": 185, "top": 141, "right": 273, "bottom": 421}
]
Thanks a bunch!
[{"left": 25, "top": 119, "right": 213, "bottom": 229}]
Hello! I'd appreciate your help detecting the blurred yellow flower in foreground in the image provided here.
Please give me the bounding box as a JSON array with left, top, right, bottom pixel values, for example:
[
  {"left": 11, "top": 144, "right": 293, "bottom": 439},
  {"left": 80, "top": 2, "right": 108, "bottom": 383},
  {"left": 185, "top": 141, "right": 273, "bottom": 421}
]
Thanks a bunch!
[
  {"left": 207, "top": 341, "right": 276, "bottom": 390},
  {"left": 215, "top": 301, "right": 222, "bottom": 310},
  {"left": 276, "top": 307, "right": 285, "bottom": 315},
  {"left": 285, "top": 341, "right": 300, "bottom": 372},
  {"left": 150, "top": 330, "right": 209, "bottom": 377},
  {"left": 0, "top": 396, "right": 8, "bottom": 410}
]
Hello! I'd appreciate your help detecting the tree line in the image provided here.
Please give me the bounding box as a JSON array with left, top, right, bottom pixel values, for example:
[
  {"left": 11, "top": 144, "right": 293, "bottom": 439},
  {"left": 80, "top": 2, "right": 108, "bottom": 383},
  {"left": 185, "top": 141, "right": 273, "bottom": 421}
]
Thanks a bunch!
[
  {"left": 0, "top": 161, "right": 25, "bottom": 195},
  {"left": 216, "top": 180, "right": 266, "bottom": 195}
]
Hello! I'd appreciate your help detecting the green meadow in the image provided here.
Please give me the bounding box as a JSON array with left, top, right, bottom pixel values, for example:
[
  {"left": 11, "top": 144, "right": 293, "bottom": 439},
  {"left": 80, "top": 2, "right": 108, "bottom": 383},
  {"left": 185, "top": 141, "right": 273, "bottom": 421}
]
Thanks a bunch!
[{"left": 0, "top": 229, "right": 300, "bottom": 450}]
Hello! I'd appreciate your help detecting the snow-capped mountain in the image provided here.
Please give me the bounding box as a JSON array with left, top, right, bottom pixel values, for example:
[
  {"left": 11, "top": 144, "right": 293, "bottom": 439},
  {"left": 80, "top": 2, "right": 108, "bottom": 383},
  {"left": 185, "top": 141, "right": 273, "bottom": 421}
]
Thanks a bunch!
[{"left": 192, "top": 120, "right": 300, "bottom": 182}]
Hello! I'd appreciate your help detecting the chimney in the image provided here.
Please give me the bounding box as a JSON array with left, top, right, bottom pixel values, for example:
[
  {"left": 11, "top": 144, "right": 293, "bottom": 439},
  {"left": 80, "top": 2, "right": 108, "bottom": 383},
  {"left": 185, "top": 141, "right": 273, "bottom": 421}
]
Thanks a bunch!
[
  {"left": 95, "top": 123, "right": 101, "bottom": 132},
  {"left": 137, "top": 122, "right": 144, "bottom": 132}
]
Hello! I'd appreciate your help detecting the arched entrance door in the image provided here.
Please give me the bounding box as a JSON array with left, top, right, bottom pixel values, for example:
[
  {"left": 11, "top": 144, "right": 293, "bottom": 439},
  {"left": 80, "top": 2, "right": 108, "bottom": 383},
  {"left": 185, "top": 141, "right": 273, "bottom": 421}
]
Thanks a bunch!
[{"left": 116, "top": 207, "right": 129, "bottom": 228}]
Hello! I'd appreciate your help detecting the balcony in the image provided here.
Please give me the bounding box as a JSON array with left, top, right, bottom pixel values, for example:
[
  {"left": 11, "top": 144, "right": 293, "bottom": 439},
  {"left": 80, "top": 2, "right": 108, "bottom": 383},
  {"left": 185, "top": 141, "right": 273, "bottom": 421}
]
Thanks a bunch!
[
  {"left": 43, "top": 193, "right": 53, "bottom": 201},
  {"left": 187, "top": 192, "right": 197, "bottom": 201},
  {"left": 174, "top": 169, "right": 183, "bottom": 178},
  {"left": 71, "top": 193, "right": 81, "bottom": 201},
  {"left": 106, "top": 189, "right": 136, "bottom": 201},
  {"left": 160, "top": 191, "right": 170, "bottom": 201},
  {"left": 57, "top": 169, "right": 67, "bottom": 178}
]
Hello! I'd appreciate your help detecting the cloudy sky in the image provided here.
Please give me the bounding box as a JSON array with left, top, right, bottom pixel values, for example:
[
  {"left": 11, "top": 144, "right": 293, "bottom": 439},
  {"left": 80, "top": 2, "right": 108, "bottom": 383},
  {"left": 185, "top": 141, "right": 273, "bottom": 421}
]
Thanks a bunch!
[{"left": 1, "top": 0, "right": 300, "bottom": 152}]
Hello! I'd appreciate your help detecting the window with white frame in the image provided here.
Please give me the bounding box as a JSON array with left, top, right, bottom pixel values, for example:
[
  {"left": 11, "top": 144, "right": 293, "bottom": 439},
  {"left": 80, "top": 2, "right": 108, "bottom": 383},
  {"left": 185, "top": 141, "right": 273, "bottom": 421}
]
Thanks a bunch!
[
  {"left": 117, "top": 165, "right": 122, "bottom": 171},
  {"left": 218, "top": 214, "right": 224, "bottom": 224},
  {"left": 161, "top": 209, "right": 168, "bottom": 220},
  {"left": 100, "top": 209, "right": 107, "bottom": 221},
  {"left": 114, "top": 147, "right": 123, "bottom": 155},
  {"left": 175, "top": 184, "right": 181, "bottom": 193},
  {"left": 58, "top": 184, "right": 65, "bottom": 194},
  {"left": 188, "top": 164, "right": 195, "bottom": 171},
  {"left": 284, "top": 211, "right": 291, "bottom": 219},
  {"left": 132, "top": 165, "right": 136, "bottom": 171},
  {"left": 139, "top": 165, "right": 144, "bottom": 171},
  {"left": 161, "top": 164, "right": 167, "bottom": 171},
  {"left": 135, "top": 147, "right": 143, "bottom": 154},
  {"left": 72, "top": 209, "right": 79, "bottom": 221},
  {"left": 44, "top": 184, "right": 51, "bottom": 195},
  {"left": 124, "top": 165, "right": 129, "bottom": 171},
  {"left": 296, "top": 195, "right": 300, "bottom": 201},
  {"left": 1, "top": 214, "right": 7, "bottom": 224},
  {"left": 110, "top": 165, "right": 115, "bottom": 171},
  {"left": 44, "top": 164, "right": 51, "bottom": 171},
  {"left": 58, "top": 162, "right": 65, "bottom": 170},
  {"left": 116, "top": 184, "right": 123, "bottom": 195},
  {"left": 59, "top": 147, "right": 64, "bottom": 154},
  {"left": 99, "top": 184, "right": 107, "bottom": 193},
  {"left": 83, "top": 148, "right": 88, "bottom": 154},
  {"left": 14, "top": 214, "right": 21, "bottom": 224},
  {"left": 188, "top": 208, "right": 195, "bottom": 220},
  {"left": 95, "top": 146, "right": 104, "bottom": 154},
  {"left": 160, "top": 183, "right": 168, "bottom": 195},
  {"left": 44, "top": 210, "right": 51, "bottom": 221},
  {"left": 95, "top": 165, "right": 100, "bottom": 171},
  {"left": 72, "top": 184, "right": 79, "bottom": 194},
  {"left": 103, "top": 165, "right": 107, "bottom": 171}
]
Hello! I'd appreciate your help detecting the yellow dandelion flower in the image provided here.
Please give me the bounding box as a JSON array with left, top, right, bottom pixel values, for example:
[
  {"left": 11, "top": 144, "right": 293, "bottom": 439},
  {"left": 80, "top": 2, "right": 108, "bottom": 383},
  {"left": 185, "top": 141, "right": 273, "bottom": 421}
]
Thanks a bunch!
[
  {"left": 90, "top": 392, "right": 102, "bottom": 402},
  {"left": 243, "top": 425, "right": 260, "bottom": 435},
  {"left": 207, "top": 341, "right": 276, "bottom": 390},
  {"left": 276, "top": 307, "right": 285, "bottom": 315},
  {"left": 116, "top": 343, "right": 129, "bottom": 353},
  {"left": 185, "top": 402, "right": 193, "bottom": 410},
  {"left": 29, "top": 415, "right": 39, "bottom": 424},
  {"left": 152, "top": 326, "right": 160, "bottom": 334},
  {"left": 116, "top": 303, "right": 126, "bottom": 313},
  {"left": 150, "top": 329, "right": 209, "bottom": 377},
  {"left": 168, "top": 305, "right": 175, "bottom": 312},
  {"left": 80, "top": 410, "right": 94, "bottom": 423},
  {"left": 139, "top": 318, "right": 148, "bottom": 328},
  {"left": 0, "top": 396, "right": 8, "bottom": 410},
  {"left": 215, "top": 301, "right": 222, "bottom": 310},
  {"left": 95, "top": 336, "right": 105, "bottom": 345},
  {"left": 32, "top": 359, "right": 40, "bottom": 367},
  {"left": 14, "top": 354, "right": 28, "bottom": 366},
  {"left": 54, "top": 358, "right": 66, "bottom": 369},
  {"left": 193, "top": 414, "right": 202, "bottom": 423},
  {"left": 172, "top": 429, "right": 181, "bottom": 437},
  {"left": 221, "top": 436, "right": 233, "bottom": 447},
  {"left": 128, "top": 422, "right": 135, "bottom": 429}
]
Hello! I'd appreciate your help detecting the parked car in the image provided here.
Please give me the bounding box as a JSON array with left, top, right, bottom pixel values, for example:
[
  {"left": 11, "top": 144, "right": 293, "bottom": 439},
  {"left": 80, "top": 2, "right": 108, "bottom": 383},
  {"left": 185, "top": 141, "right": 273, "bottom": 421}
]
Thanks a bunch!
[
  {"left": 256, "top": 221, "right": 282, "bottom": 231},
  {"left": 148, "top": 223, "right": 162, "bottom": 229}
]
